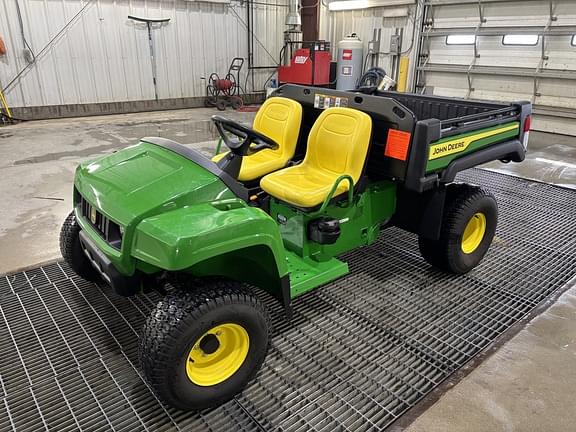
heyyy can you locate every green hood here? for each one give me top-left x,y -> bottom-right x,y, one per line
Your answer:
74,141 -> 235,226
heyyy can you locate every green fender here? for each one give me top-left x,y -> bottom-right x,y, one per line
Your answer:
132,198 -> 290,303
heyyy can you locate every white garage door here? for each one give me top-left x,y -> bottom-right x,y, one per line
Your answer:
414,0 -> 576,136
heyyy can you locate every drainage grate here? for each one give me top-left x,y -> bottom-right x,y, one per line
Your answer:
1,169 -> 575,432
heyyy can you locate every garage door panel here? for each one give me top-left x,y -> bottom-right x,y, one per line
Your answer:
417,0 -> 576,135
428,38 -> 549,69
537,79 -> 576,100
533,114 -> 576,136
427,42 -> 476,66
471,75 -> 532,97
431,5 -> 553,28
544,38 -> 576,70
536,95 -> 576,111
475,48 -> 541,69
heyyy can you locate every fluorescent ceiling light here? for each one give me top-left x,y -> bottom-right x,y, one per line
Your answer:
572,35 -> 576,46
328,0 -> 411,11
446,34 -> 476,45
328,0 -> 368,10
503,34 -> 539,45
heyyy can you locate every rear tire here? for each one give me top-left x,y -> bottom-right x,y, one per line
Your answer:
59,211 -> 99,281
139,280 -> 270,410
419,183 -> 498,274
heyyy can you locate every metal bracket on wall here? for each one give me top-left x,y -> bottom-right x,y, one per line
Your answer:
368,28 -> 382,69
466,65 -> 474,97
541,2 -> 557,61
477,0 -> 487,25
415,2 -> 434,94
473,24 -> 481,59
533,2 -> 557,101
549,2 -> 558,23
418,28 -> 432,93
466,16 -> 484,97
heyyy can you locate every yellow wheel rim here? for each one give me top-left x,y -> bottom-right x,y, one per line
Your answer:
461,212 -> 487,254
186,323 -> 250,387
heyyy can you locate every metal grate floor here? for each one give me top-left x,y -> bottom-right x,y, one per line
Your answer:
1,168 -> 575,432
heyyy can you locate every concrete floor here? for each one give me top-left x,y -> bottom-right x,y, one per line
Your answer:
0,108 -> 254,273
483,131 -> 576,190
1,108 -> 576,431
404,283 -> 576,432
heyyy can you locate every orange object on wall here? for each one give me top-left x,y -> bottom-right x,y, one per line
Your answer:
0,37 -> 6,56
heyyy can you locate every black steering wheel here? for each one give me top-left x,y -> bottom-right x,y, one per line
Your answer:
211,115 -> 279,156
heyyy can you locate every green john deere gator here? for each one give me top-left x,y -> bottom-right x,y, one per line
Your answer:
60,84 -> 531,410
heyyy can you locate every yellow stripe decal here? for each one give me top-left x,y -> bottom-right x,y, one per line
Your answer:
428,124 -> 518,161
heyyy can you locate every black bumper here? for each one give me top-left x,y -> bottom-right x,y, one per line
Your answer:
407,138 -> 526,192
78,230 -> 142,296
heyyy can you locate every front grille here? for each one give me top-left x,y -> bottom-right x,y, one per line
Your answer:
78,195 -> 122,249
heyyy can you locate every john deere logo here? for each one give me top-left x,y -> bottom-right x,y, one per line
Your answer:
428,124 -> 520,161
90,207 -> 97,224
431,141 -> 466,158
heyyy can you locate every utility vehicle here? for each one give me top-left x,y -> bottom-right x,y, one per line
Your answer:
60,85 -> 531,410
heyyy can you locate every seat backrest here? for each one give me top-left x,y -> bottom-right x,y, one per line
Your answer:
303,107 -> 372,182
252,97 -> 303,160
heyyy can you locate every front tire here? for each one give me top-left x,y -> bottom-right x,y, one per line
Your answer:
59,211 -> 99,281
139,280 -> 270,410
419,183 -> 498,274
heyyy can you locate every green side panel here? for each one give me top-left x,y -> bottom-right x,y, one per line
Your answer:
132,200 -> 288,276
426,122 -> 520,172
187,245 -> 288,303
286,252 -> 349,298
270,181 -> 396,262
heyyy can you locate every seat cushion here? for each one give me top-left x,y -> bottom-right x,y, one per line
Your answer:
212,150 -> 288,182
260,165 -> 348,208
211,97 -> 302,182
260,107 -> 372,208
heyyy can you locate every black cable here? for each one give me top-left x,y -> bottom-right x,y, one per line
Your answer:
2,0 -> 96,93
262,68 -> 278,90
14,0 -> 36,63
400,0 -> 423,55
356,67 -> 387,89
362,51 -> 370,75
228,6 -> 279,66
229,5 -> 280,93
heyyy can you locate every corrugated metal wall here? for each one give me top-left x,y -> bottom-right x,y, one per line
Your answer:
0,0 -> 287,110
319,2 -> 418,84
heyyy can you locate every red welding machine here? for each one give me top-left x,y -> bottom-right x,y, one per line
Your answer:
278,41 -> 331,86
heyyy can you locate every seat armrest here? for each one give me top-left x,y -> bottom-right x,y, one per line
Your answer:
313,175 -> 354,215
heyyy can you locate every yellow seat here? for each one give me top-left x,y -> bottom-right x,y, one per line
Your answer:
260,107 -> 372,208
212,97 -> 302,181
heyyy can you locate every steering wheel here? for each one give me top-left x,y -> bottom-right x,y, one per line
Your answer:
211,115 -> 279,156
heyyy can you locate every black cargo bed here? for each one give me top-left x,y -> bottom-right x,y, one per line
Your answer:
275,85 -> 530,193
377,91 -> 505,122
